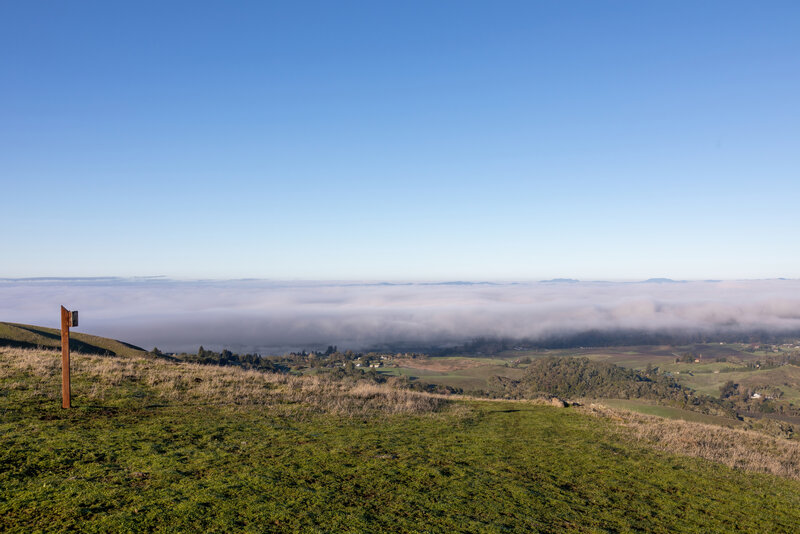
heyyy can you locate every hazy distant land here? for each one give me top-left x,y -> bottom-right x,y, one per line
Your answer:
2,277 -> 799,354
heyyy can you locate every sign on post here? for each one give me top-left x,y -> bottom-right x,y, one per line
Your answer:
60,306 -> 78,409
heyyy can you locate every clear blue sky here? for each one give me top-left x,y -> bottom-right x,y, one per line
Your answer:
2,1 -> 798,280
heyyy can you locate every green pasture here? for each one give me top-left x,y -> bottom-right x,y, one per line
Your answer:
597,399 -> 744,427
659,361 -> 750,375
435,355 -> 518,364
379,362 -> 526,391
4,399 -> 800,532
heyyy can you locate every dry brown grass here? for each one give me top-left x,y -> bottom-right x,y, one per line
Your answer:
0,347 -> 446,415
583,402 -> 800,480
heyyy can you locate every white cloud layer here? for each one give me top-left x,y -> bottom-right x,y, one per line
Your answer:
1,278 -> 799,353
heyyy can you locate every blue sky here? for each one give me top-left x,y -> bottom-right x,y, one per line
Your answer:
2,1 -> 799,280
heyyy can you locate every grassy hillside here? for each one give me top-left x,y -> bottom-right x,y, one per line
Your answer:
0,322 -> 148,358
2,346 -> 800,532
597,399 -> 746,427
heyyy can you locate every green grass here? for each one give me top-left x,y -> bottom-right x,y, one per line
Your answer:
4,403 -> 800,532
422,365 -> 526,391
436,356 -> 517,364
597,399 -> 744,427
660,361 -> 750,374
378,367 -> 450,378
2,349 -> 800,532
378,363 -> 525,391
0,322 -> 147,358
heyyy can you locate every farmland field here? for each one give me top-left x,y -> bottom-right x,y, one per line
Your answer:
377,359 -> 526,391
673,365 -> 800,401
597,399 -> 744,427
434,343 -> 800,402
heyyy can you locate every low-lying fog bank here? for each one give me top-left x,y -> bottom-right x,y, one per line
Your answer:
1,278 -> 799,354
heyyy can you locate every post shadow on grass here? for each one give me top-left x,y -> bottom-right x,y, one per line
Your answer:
0,338 -> 43,350
14,324 -> 119,356
13,324 -> 63,342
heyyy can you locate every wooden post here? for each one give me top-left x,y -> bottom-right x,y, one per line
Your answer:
61,305 -> 71,409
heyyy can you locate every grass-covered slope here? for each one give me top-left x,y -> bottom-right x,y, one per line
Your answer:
2,347 -> 800,532
0,322 -> 147,358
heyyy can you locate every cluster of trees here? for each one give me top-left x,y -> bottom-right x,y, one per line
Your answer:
675,352 -> 698,363
162,345 -> 431,385
490,357 -> 733,416
718,380 -> 800,416
743,353 -> 800,370
720,380 -> 788,401
279,348 -> 425,371
323,362 -> 387,383
166,346 -> 283,372
488,356 -> 800,420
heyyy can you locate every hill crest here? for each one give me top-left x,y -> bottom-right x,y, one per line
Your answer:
0,321 -> 147,358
